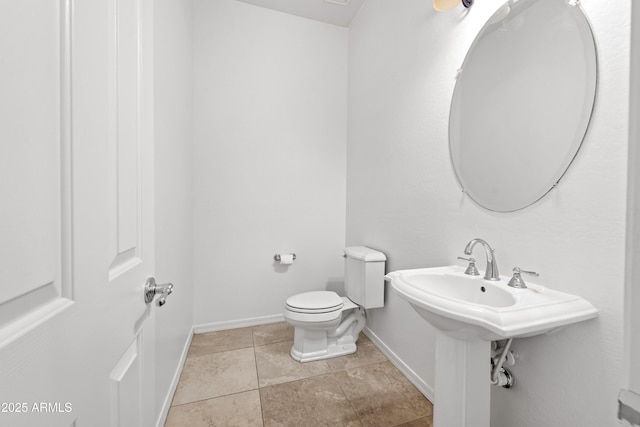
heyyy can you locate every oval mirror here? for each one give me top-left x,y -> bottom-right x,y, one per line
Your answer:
449,0 -> 597,212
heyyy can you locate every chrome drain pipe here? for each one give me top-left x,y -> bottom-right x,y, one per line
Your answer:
491,338 -> 514,388
493,366 -> 514,388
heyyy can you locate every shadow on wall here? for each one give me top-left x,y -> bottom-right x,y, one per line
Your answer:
272,262 -> 291,274
326,278 -> 345,295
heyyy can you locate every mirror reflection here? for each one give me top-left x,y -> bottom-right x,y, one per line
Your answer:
449,0 -> 597,212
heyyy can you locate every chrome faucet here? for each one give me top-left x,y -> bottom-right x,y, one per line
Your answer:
463,238 -> 500,281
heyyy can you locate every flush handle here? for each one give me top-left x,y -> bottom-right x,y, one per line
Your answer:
144,277 -> 174,307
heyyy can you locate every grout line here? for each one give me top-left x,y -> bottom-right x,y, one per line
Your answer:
250,325 -> 256,347
254,343 -> 267,427
258,388 -> 267,427
258,364 -> 340,390
335,373 -> 365,427
253,337 -> 294,347
253,338 -> 294,350
186,343 -> 255,359
390,416 -> 430,427
251,345 -> 261,395
169,388 -> 261,408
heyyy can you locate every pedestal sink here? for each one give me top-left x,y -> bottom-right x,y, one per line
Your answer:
385,265 -> 598,427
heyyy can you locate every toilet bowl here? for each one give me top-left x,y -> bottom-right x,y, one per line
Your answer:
284,246 -> 386,363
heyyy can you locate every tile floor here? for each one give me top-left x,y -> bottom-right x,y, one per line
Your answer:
165,322 -> 433,427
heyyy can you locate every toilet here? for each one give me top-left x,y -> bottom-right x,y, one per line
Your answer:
284,246 -> 387,362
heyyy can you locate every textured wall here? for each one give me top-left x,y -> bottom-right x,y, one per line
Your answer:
192,0 -> 348,326
347,1 -> 630,426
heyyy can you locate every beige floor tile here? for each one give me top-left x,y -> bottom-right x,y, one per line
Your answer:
252,322 -> 294,346
335,362 -> 433,427
166,390 -> 263,427
172,347 -> 258,405
260,374 -> 362,427
188,327 -> 254,358
255,340 -> 332,387
396,417 -> 433,427
327,338 -> 388,371
166,324 -> 435,427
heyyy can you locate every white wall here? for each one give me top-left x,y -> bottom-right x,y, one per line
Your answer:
347,1 -> 630,426
192,0 -> 348,327
154,0 -> 194,422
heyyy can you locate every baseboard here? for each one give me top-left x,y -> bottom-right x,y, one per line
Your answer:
363,326 -> 434,402
155,326 -> 194,427
619,389 -> 640,426
193,314 -> 285,334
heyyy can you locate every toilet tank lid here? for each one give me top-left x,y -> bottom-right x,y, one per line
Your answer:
344,246 -> 387,262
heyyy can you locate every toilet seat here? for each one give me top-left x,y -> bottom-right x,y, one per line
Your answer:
285,291 -> 346,323
286,291 -> 344,314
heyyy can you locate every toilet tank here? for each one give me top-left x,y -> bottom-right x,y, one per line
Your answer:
344,246 -> 387,309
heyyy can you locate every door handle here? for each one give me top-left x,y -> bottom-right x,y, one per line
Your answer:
144,277 -> 173,307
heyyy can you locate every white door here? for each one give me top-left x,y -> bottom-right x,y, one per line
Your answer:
0,0 -> 159,426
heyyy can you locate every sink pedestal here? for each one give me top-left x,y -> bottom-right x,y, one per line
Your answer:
434,331 -> 491,427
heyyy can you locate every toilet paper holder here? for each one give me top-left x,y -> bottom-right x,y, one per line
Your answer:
274,253 -> 296,262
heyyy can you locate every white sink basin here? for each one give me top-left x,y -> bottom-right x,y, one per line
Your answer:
385,265 -> 598,340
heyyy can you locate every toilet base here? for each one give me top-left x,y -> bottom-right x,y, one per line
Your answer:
290,341 -> 357,362
287,306 -> 366,363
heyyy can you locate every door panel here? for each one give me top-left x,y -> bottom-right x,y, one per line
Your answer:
109,0 -> 144,278
109,338 -> 142,427
0,0 -> 74,344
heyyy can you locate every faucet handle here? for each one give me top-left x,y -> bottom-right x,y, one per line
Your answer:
507,267 -> 539,289
457,257 -> 480,276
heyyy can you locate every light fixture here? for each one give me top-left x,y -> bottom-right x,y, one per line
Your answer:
433,0 -> 473,12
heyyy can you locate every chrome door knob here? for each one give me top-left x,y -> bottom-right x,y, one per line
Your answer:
144,277 -> 174,306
